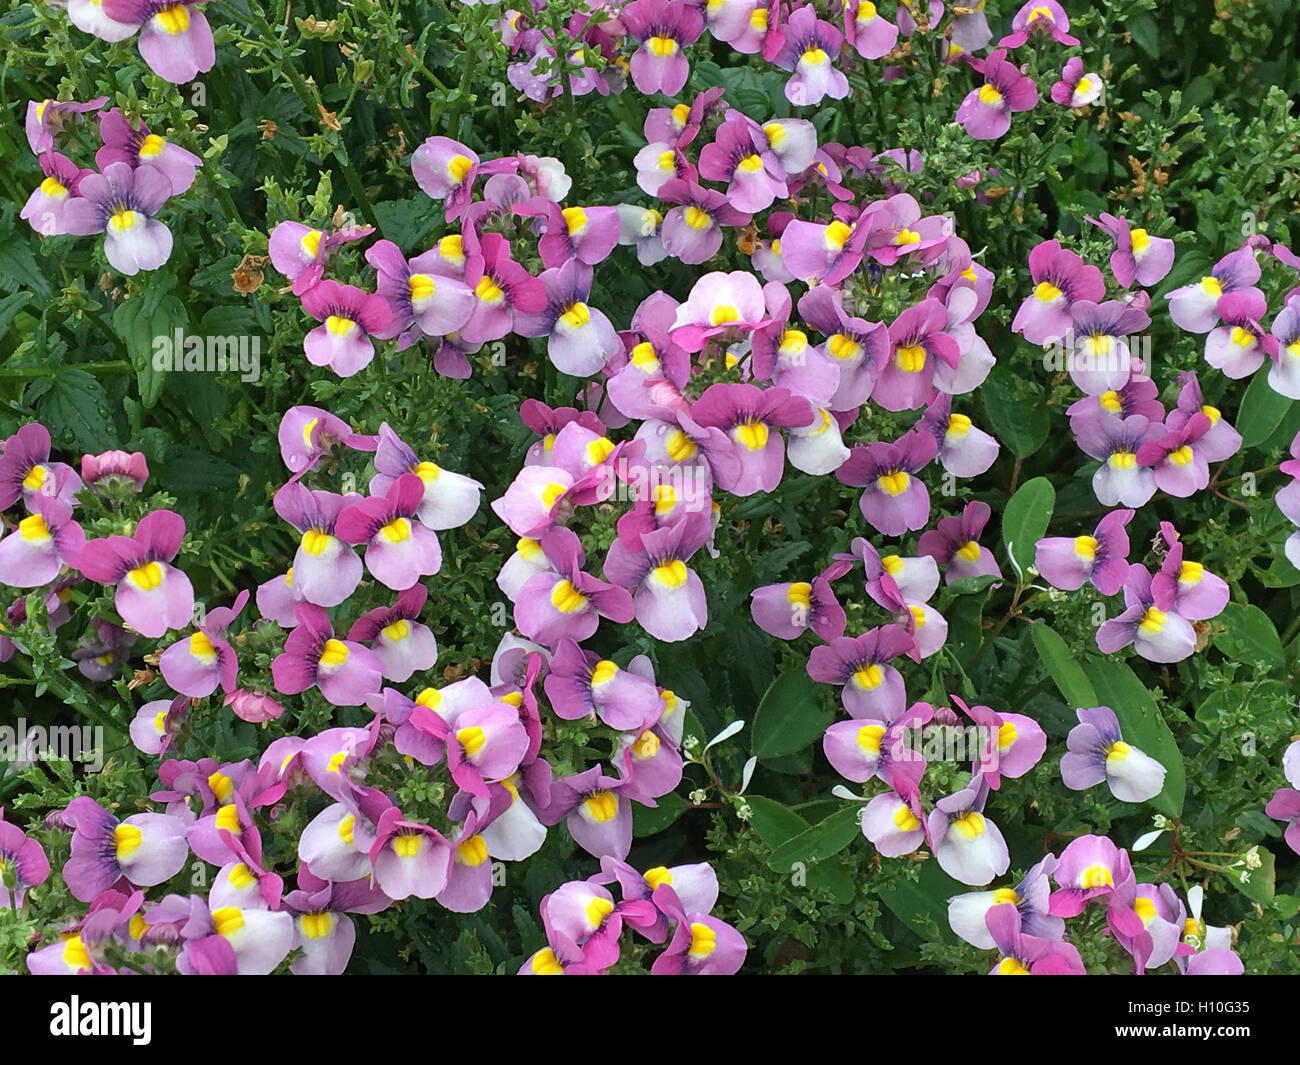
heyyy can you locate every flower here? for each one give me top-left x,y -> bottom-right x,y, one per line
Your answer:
514,258 -> 623,377
836,429 -> 938,536
99,0 -> 216,83
158,589 -> 249,697
61,161 -> 173,275
1165,244 -> 1262,334
77,509 -> 194,638
1034,507 -> 1134,595
0,494 -> 84,588
0,809 -> 51,906
954,49 -> 1039,141
60,797 -> 189,902
622,0 -> 705,96
918,501 -> 1002,583
271,602 -> 384,707
336,473 -> 444,591
301,280 -> 392,378
411,136 -> 479,220
771,6 -> 849,106
998,0 -> 1079,48
1012,239 -> 1106,345
1086,212 -> 1174,289
1060,707 -> 1167,803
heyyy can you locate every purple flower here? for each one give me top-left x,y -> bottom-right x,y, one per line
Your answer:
272,482 -> 364,606
918,501 -> 1002,583
272,603 -> 384,707
77,509 -> 194,638
622,0 -> 705,96
1204,289 -> 1275,379
772,6 -> 848,106
81,448 -> 149,492
1066,373 -> 1164,430
806,624 -> 918,721
59,161 -> 173,275
1167,371 -> 1241,461
24,96 -> 107,155
0,810 -> 51,906
984,903 -> 1085,974
872,299 -> 960,411
1065,299 -> 1152,395
928,778 -> 1010,886
1267,292 -> 1300,399
948,854 -> 1063,949
648,884 -> 747,974
20,151 -> 93,235
1049,834 -> 1131,918
698,116 -> 788,214
0,494 -> 84,588
514,258 -> 622,377
916,394 -> 1000,478
823,701 -> 932,790
347,586 -> 439,683
61,797 -> 189,902
336,473 -> 443,590
513,526 -> 635,645
1012,239 -> 1106,345
95,110 -> 200,196
99,0 -> 216,83
541,764 -> 638,860
845,0 -> 898,59
461,230 -> 548,344
603,510 -> 712,642
368,422 -> 482,530
836,429 -> 938,536
1136,413 -> 1213,498
1075,414 -> 1163,508
268,221 -> 373,297
158,589 -> 249,697
301,280 -> 392,378
750,559 -> 850,641
536,200 -> 622,269
1150,523 -> 1229,621
998,0 -> 1079,48
369,807 -> 453,901
1096,563 -> 1196,663
1166,245 -> 1262,334
1035,507 -> 1133,595
658,179 -> 751,265
690,382 -> 813,496
1060,707 -> 1168,803
543,638 -> 663,731
365,239 -> 476,351
955,49 -> 1038,141
411,136 -> 479,220
1086,212 -> 1175,289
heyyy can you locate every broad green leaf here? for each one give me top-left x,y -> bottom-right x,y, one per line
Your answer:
1081,658 -> 1185,817
632,792 -> 687,837
981,367 -> 1050,458
1237,372 -> 1292,448
36,370 -> 116,453
114,293 -> 186,409
747,797 -> 855,903
1032,624 -> 1099,709
877,859 -> 962,946
766,805 -> 861,872
751,669 -> 834,759
1002,476 -> 1055,575
1214,602 -> 1284,668
1227,846 -> 1275,910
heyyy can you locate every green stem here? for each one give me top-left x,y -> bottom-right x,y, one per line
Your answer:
0,360 -> 132,378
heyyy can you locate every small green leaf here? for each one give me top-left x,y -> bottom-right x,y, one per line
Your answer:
751,669 -> 834,759
766,805 -> 862,872
1032,624 -> 1099,709
1002,477 -> 1055,575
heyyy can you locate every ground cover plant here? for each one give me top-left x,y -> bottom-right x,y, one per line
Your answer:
0,0 -> 1298,975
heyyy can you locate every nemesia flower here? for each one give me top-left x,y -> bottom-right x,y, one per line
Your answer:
750,559 -> 850,641
68,0 -> 138,41
873,298 -> 960,411
1150,523 -> 1228,621
61,796 -> 188,902
461,230 -> 548,344
658,179 -> 751,265
77,509 -> 194,638
1065,299 -> 1151,395
284,870 -> 388,975
954,49 -> 1038,141
24,97 -> 108,155
998,0 -> 1078,47
1266,293 -> 1300,399
272,483 -> 364,607
823,701 -> 932,789
272,602 -> 384,707
798,285 -> 889,411
690,383 -> 813,496
268,221 -> 375,297
514,259 -> 622,377
158,590 -> 249,697
1066,372 -> 1164,429
698,116 -> 788,214
648,883 -> 747,974
1165,245 -> 1262,334
129,694 -> 189,755
1136,413 -> 1213,498
622,0 -> 705,96
771,5 -> 849,106
71,619 -> 136,681
1050,55 -> 1102,108
365,239 -> 476,351
542,764 -> 639,860
1048,834 -> 1131,918
948,854 -> 1063,949
411,137 -> 479,221
81,449 -> 149,491
1034,507 -> 1134,595
0,809 -> 51,906
616,203 -> 671,266
99,0 -> 216,83
96,110 -> 201,196
20,151 -> 92,235
844,0 -> 898,59
916,394 -> 1000,478
544,638 -> 663,731
0,494 -> 84,588
336,473 -> 443,590
806,624 -> 918,721
536,201 -> 622,268
917,501 -> 1001,583
59,161 -> 173,275
1111,879 -> 1185,973
1203,290 -> 1275,379
1074,414 -> 1163,508
1097,563 -> 1196,663
1086,212 -> 1175,289
1012,239 -> 1105,345
513,526 -> 636,645
928,777 -> 1010,887
224,689 -> 285,725
836,429 -> 938,536
277,404 -> 375,477
301,280 -> 392,378
984,903 -> 1085,975
369,807 -> 454,901
861,778 -> 929,856
603,510 -> 712,641
347,586 -> 439,683
779,210 -> 872,285
1060,706 -> 1168,803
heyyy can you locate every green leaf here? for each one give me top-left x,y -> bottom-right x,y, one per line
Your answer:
746,795 -> 810,848
1002,477 -> 1055,575
1127,13 -> 1161,58
1227,846 -> 1275,909
631,792 -> 687,837
1237,372 -> 1292,448
114,294 -> 186,409
1081,658 -> 1185,817
36,370 -> 117,453
1214,603 -> 1284,668
877,859 -> 962,946
766,805 -> 862,872
1032,624 -> 1099,709
981,367 -> 1050,458
751,669 -> 834,759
